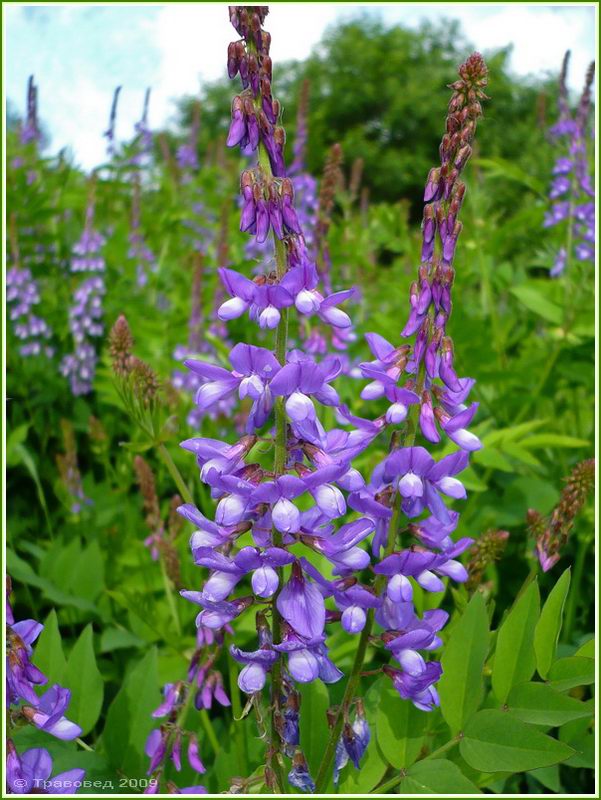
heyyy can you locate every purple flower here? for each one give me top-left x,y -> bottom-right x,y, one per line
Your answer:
381,447 -> 469,525
384,661 -> 442,711
288,752 -> 315,793
276,562 -> 326,640
6,267 -> 54,359
251,476 -> 307,533
60,270 -> 105,396
334,584 -> 381,634
6,741 -> 85,795
145,729 -> 168,774
187,735 -> 206,773
272,626 -> 343,685
180,593 -> 253,630
230,645 -> 279,693
7,617 -> 46,706
269,352 -> 342,433
186,343 -> 281,432
333,707 -> 371,783
24,685 -> 82,740
545,55 -> 595,276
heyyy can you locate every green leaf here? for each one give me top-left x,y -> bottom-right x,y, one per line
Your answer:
482,419 -> 547,447
68,540 -> 105,602
439,592 -> 489,733
477,157 -> 545,194
45,538 -> 82,591
548,656 -> 595,692
501,443 -> 541,467
460,710 -> 574,773
505,682 -> 590,726
563,734 -> 595,769
492,581 -> 540,702
398,758 -> 480,794
63,625 -> 104,736
7,549 -> 99,616
6,423 -> 30,461
528,765 -> 561,792
510,286 -> 562,324
376,681 -> 426,768
520,434 -> 591,449
32,609 -> 67,686
534,568 -> 571,678
299,680 -> 330,778
9,443 -> 53,536
102,648 -> 161,777
575,638 -> 594,658
473,446 -> 514,472
99,627 -> 145,653
559,704 -> 593,745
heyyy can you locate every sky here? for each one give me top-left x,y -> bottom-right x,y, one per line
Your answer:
4,3 -> 597,169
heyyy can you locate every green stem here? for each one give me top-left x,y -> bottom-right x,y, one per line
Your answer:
159,556 -> 181,636
157,442 -> 194,505
314,604 -> 374,792
228,651 -> 249,775
199,708 -> 220,756
268,237 -> 290,795
76,737 -> 94,752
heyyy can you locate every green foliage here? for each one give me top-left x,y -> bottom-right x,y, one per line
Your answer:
505,682 -> 589,726
32,609 -> 67,685
64,625 -> 104,735
548,656 -> 595,692
534,567 -> 571,678
299,681 -> 331,777
5,13 -> 594,797
101,648 -> 161,778
460,710 -> 574,773
438,592 -> 489,733
376,681 -> 426,769
398,759 -> 481,794
492,581 -> 540,703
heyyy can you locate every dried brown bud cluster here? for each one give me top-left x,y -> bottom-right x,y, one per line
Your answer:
88,415 -> 108,445
577,61 -> 596,129
134,455 -> 163,536
129,357 -> 160,407
109,314 -> 160,407
466,529 -> 510,591
56,419 -> 88,513
349,157 -> 364,203
530,458 -> 595,572
109,314 -> 134,377
315,142 -> 344,284
134,457 -> 183,587
317,143 -> 343,238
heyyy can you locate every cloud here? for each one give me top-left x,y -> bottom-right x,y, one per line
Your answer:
5,3 -> 596,169
147,4 -> 344,124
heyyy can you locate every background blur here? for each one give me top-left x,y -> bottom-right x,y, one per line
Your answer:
5,3 -> 596,795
